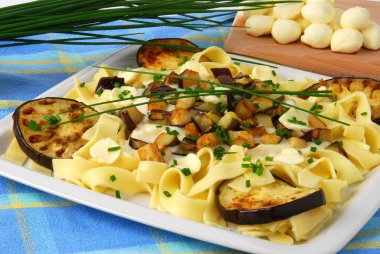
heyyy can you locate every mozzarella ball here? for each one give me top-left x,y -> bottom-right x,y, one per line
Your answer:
328,8 -> 343,31
271,19 -> 302,44
296,15 -> 311,31
362,22 -> 380,50
301,23 -> 333,48
340,7 -> 370,30
245,15 -> 275,37
272,3 -> 304,19
331,29 -> 363,53
301,2 -> 336,24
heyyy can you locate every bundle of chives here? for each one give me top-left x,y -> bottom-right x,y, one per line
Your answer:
0,0 -> 299,47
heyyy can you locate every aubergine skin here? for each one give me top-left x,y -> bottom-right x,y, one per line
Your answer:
12,97 -> 98,169
12,119 -> 54,169
216,180 -> 326,225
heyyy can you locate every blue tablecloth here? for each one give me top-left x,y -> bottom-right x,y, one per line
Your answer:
0,22 -> 379,254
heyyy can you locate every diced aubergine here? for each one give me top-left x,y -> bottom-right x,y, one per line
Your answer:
303,129 -> 333,142
174,138 -> 197,156
151,85 -> 176,94
143,81 -> 164,95
12,97 -> 98,169
211,68 -> 233,79
192,113 -> 215,134
194,101 -> 217,112
217,178 -> 326,224
196,133 -> 222,150
129,137 -> 148,150
169,108 -> 198,126
137,143 -> 165,162
176,96 -> 196,109
155,132 -> 180,147
137,38 -> 200,71
148,110 -> 169,121
178,69 -> 200,89
219,112 -> 241,131
185,122 -> 201,138
308,115 -> 326,129
147,97 -> 168,111
234,98 -> 258,120
163,71 -> 181,86
95,77 -> 124,94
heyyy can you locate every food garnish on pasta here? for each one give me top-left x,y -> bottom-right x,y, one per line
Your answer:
3,39 -> 380,245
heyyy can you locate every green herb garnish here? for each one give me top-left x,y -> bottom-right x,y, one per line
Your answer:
215,125 -> 231,145
163,191 -> 171,197
242,122 -> 252,128
307,158 -> 314,164
242,142 -> 250,148
313,139 -> 322,145
361,112 -> 368,116
245,179 -> 251,188
213,146 -> 236,160
44,115 -> 61,125
265,156 -> 273,161
171,159 -> 178,167
166,127 -> 179,136
115,190 -> 121,199
108,146 -> 121,152
288,116 -> 307,126
310,103 -> 323,113
275,128 -> 291,138
181,168 -> 192,176
28,120 -> 42,131
114,82 -> 121,88
310,147 -> 317,152
79,82 -> 85,88
110,175 -> 116,182
187,135 -> 198,142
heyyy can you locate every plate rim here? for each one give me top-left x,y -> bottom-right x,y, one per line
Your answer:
0,45 -> 379,254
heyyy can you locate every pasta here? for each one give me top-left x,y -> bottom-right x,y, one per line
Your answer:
3,45 -> 380,245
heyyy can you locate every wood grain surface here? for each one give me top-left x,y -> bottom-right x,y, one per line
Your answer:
224,0 -> 380,79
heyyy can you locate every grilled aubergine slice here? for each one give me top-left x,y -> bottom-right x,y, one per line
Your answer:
217,178 -> 325,224
13,97 -> 98,169
308,77 -> 380,124
137,38 -> 201,71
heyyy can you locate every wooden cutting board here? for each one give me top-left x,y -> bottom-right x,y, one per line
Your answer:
224,0 -> 380,79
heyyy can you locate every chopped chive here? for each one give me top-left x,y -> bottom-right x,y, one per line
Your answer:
28,120 -> 42,131
361,112 -> 368,116
171,159 -> 178,167
213,146 -> 236,160
79,82 -> 86,88
181,168 -> 192,176
310,146 -> 317,152
310,103 -> 323,113
160,67 -> 167,71
115,190 -> 121,199
163,191 -> 171,197
121,90 -> 130,96
118,94 -> 124,100
234,61 -> 241,66
245,179 -> 251,188
108,146 -> 121,152
44,115 -> 61,125
313,139 -> 322,145
298,150 -> 303,155
242,122 -> 252,128
265,156 -> 273,161
272,70 -> 276,76
242,142 -> 250,148
288,116 -> 307,126
241,163 -> 250,168
175,52 -> 180,58
96,88 -> 104,97
275,128 -> 292,138
114,82 -> 121,88
243,157 -> 251,161
156,125 -> 162,128
110,175 -> 116,182
166,127 -> 179,136
161,150 -> 166,155
307,158 -> 314,164
337,140 -> 344,146
187,135 -> 198,142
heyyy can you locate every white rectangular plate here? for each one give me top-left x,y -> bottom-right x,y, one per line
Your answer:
0,45 -> 379,254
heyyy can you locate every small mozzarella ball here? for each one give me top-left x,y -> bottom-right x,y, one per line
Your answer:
331,29 -> 363,53
328,8 -> 343,31
305,0 -> 334,4
340,7 -> 370,30
362,22 -> 380,50
296,16 -> 311,32
245,15 -> 274,37
301,23 -> 333,48
271,19 -> 302,44
301,2 -> 336,24
272,3 -> 304,19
